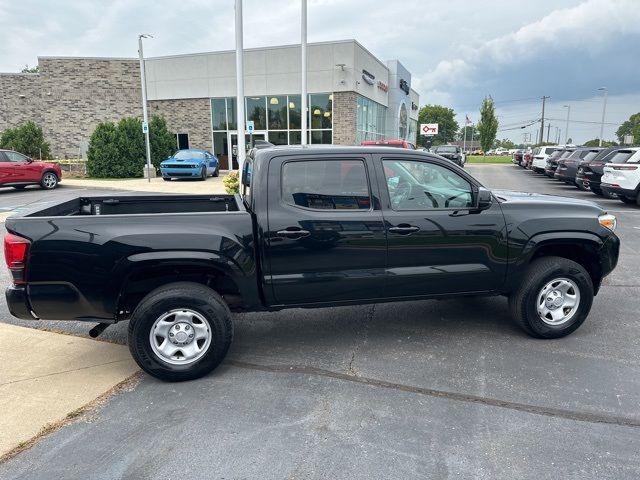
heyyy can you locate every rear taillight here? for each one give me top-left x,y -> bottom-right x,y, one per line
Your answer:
4,233 -> 31,284
612,165 -> 638,171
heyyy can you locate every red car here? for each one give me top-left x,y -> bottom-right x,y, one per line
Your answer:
361,139 -> 416,149
0,149 -> 62,190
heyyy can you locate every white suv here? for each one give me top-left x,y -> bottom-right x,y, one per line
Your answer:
601,147 -> 640,206
531,146 -> 560,173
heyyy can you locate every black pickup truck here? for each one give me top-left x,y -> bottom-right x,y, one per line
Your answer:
4,146 -> 620,381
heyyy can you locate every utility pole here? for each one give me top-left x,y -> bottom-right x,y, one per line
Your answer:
235,0 -> 246,173
138,34 -> 153,182
563,105 -> 570,144
546,123 -> 551,143
540,95 -> 549,147
301,0 -> 308,145
598,87 -> 608,147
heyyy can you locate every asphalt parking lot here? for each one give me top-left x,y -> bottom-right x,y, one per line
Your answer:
1,166 -> 640,479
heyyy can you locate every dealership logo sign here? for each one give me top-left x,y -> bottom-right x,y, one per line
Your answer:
361,69 -> 375,86
420,123 -> 438,136
377,81 -> 388,92
399,79 -> 410,95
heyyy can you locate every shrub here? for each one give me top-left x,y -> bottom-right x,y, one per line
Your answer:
0,121 -> 50,159
223,171 -> 239,194
149,116 -> 177,170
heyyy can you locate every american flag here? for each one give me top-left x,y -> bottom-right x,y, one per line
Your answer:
465,114 -> 472,125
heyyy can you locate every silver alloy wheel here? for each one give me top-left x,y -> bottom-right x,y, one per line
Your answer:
149,309 -> 212,365
42,172 -> 57,189
536,278 -> 581,326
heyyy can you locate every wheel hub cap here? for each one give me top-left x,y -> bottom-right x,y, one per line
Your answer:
537,278 -> 581,326
150,309 -> 212,365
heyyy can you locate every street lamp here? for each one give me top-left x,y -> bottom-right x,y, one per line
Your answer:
138,34 -> 153,182
563,105 -> 570,145
598,87 -> 608,147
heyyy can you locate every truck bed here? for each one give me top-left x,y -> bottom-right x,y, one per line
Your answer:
23,194 -> 241,217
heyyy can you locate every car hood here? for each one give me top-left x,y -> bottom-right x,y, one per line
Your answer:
492,189 -> 604,211
161,157 -> 203,165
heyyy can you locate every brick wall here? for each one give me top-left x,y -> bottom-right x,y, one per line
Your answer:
149,98 -> 212,151
0,58 -> 142,158
332,91 -> 357,145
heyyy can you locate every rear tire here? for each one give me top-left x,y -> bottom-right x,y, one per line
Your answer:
213,166 -> 220,177
128,282 -> 233,382
619,196 -> 636,205
590,186 -> 603,196
576,180 -> 588,191
508,256 -> 593,339
40,172 -> 58,190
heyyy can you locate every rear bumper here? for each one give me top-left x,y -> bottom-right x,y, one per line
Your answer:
601,183 -> 637,198
5,286 -> 37,320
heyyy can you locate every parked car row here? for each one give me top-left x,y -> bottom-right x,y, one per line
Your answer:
513,144 -> 640,206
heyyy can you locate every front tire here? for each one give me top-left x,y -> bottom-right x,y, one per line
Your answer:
509,256 -> 593,339
128,282 -> 233,382
213,166 -> 220,177
163,177 -> 172,182
199,166 -> 207,181
40,172 -> 58,190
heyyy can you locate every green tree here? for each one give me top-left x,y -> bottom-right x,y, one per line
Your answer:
149,115 -> 177,170
21,64 -> 39,73
494,138 -> 515,149
417,104 -> 459,147
87,117 -> 146,178
0,121 -> 50,158
616,112 -> 640,145
477,96 -> 499,154
584,138 -> 618,147
115,117 -> 146,177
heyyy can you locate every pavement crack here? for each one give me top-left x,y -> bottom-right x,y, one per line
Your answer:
346,303 -> 375,376
226,359 -> 640,429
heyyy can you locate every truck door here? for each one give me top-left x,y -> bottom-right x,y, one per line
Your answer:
374,155 -> 508,297
265,154 -> 387,305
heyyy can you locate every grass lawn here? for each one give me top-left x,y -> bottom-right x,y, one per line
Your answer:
466,155 -> 512,164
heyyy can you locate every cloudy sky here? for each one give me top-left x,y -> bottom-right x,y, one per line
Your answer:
1,0 -> 639,143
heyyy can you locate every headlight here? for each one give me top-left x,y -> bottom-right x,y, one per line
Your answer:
599,213 -> 616,231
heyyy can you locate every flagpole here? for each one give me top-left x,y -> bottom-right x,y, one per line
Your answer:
235,0 -> 246,174
301,0 -> 308,145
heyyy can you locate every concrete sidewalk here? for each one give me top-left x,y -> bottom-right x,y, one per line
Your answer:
0,323 -> 138,457
63,175 -> 229,194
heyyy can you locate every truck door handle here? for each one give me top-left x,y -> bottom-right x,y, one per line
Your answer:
388,224 -> 420,235
277,228 -> 311,239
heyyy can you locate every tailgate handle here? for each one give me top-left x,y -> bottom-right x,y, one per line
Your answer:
277,227 -> 310,239
388,224 -> 420,235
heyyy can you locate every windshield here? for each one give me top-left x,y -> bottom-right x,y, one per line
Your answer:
436,146 -> 457,153
174,150 -> 205,160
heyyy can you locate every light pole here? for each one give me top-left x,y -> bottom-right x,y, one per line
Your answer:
301,0 -> 308,145
598,87 -> 608,147
138,34 -> 153,182
563,104 -> 570,145
235,0 -> 246,174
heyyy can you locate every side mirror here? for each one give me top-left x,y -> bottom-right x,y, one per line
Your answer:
475,187 -> 492,211
26,157 -> 33,163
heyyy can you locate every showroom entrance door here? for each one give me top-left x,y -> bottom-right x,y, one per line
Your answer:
227,132 -> 266,170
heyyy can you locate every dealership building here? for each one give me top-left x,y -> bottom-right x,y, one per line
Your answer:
0,39 -> 419,170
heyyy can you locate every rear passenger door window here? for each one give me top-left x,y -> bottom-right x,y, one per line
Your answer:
282,160 -> 371,210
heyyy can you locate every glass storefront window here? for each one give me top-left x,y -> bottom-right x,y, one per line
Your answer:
289,130 -> 302,145
356,95 -> 386,142
310,93 -> 332,129
310,130 -> 332,144
227,97 -> 237,130
211,98 -> 227,130
268,96 -> 287,130
288,95 -> 301,129
246,96 -> 266,130
268,131 -> 288,145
